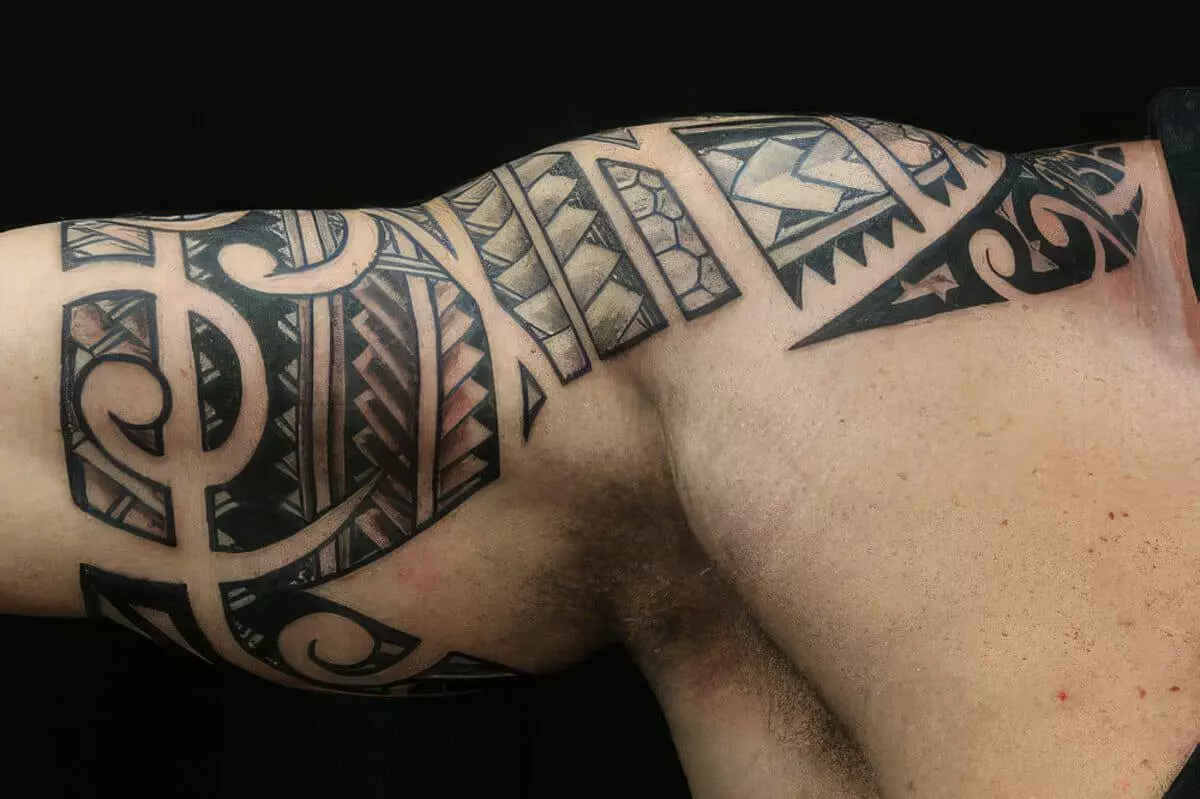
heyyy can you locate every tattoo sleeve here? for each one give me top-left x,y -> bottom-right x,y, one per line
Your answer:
21,114 -> 1143,696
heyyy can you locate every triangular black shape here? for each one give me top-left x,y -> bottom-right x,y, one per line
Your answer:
717,144 -> 762,161
955,140 -> 989,166
428,651 -> 520,677
894,204 -> 925,233
922,178 -> 951,206
116,420 -> 164,456
863,214 -> 895,248
348,521 -> 384,565
835,185 -> 874,205
519,362 -> 546,442
778,207 -> 826,231
805,246 -> 837,285
1109,187 -> 1143,251
793,226 -> 1009,349
943,164 -> 967,190
776,260 -> 806,308
80,564 -> 220,663
835,231 -> 867,266
585,128 -> 639,149
1101,234 -> 1130,272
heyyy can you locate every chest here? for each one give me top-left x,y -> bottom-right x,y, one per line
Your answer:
661,301 -> 1200,795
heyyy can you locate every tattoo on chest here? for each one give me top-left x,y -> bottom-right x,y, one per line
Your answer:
58,115 -> 1142,694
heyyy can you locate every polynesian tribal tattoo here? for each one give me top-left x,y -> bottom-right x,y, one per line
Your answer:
58,115 -> 1142,695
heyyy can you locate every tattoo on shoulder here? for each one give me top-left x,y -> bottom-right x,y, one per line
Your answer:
672,115 -> 1142,346
55,115 -> 1143,694
598,159 -> 740,318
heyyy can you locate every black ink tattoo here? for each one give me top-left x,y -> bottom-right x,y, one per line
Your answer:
190,312 -> 241,452
446,172 -> 592,384
58,115 -> 1144,698
675,117 -> 949,310
221,515 -> 519,696
63,220 -> 155,270
518,361 -> 546,442
792,144 -> 1142,347
583,127 -> 640,149
599,159 -> 740,318
383,205 -> 457,257
673,115 -> 1142,346
505,152 -> 667,356
81,564 -> 219,663
63,209 -> 510,695
62,291 -> 174,545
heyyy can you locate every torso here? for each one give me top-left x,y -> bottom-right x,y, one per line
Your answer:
633,142 -> 1200,796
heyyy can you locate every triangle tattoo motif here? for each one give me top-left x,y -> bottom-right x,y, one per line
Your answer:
519,361 -> 546,441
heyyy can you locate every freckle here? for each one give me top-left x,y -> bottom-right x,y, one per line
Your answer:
1100,536 -> 1109,542
1137,687 -> 1146,699
1109,511 -> 1115,520
1057,690 -> 1068,701
1087,547 -> 1094,553
1170,685 -> 1181,693
1000,519 -> 1009,526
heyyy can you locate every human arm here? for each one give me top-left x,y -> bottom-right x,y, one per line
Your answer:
0,112 -> 1170,797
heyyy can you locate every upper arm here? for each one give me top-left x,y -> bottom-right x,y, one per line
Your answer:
0,115 -> 1149,700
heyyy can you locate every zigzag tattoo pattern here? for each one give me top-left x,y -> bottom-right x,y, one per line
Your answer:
57,116 -> 1142,695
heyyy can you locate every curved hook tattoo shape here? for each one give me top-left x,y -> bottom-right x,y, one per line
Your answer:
76,354 -> 173,478
217,474 -> 382,581
216,210 -> 381,295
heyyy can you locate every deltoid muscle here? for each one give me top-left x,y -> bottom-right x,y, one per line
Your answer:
57,116 -> 1143,695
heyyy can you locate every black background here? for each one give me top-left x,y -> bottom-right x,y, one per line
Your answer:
0,5 -> 1194,798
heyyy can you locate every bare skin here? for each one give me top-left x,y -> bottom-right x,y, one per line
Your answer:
0,117 -> 1193,797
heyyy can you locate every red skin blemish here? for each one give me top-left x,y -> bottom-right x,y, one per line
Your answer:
1137,687 -> 1147,699
1171,686 -> 1181,693
1057,691 -> 1069,702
